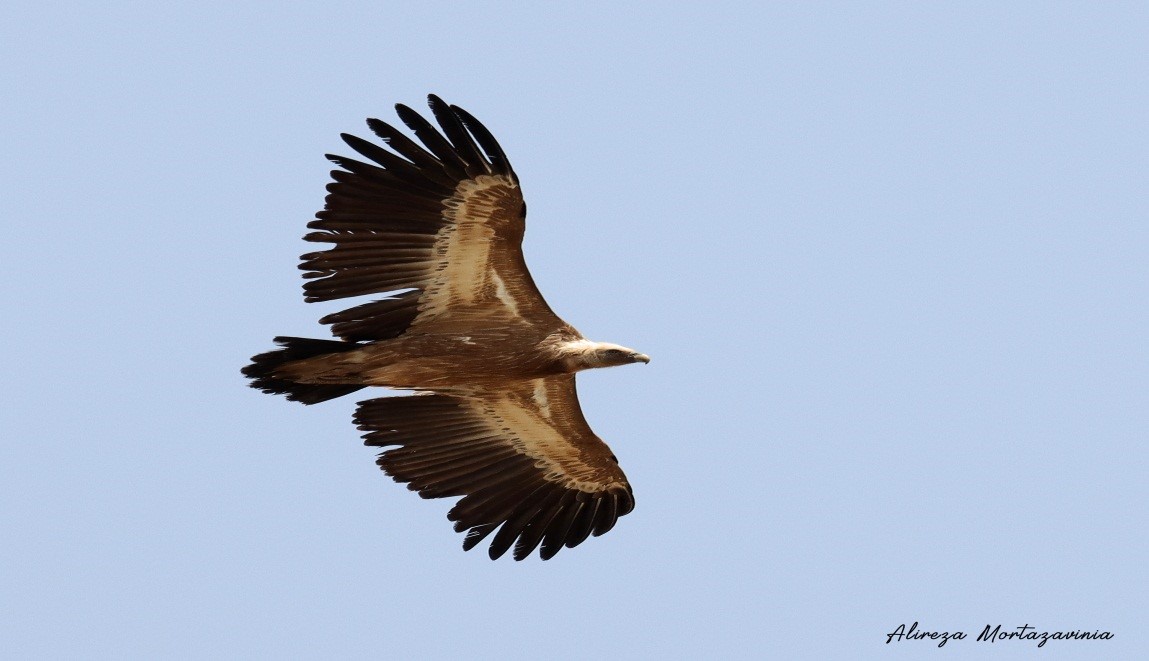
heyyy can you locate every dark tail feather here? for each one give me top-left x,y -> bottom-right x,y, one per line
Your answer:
242,336 -> 366,404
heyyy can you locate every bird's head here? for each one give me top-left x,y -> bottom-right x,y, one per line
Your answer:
558,340 -> 650,372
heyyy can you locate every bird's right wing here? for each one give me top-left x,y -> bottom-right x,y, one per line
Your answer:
355,374 -> 634,561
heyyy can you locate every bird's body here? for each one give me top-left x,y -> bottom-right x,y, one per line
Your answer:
275,325 -> 583,389
243,96 -> 647,560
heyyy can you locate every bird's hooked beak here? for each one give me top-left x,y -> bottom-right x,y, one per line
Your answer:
631,352 -> 651,364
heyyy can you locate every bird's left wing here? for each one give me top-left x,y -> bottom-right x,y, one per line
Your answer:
355,374 -> 634,560
301,95 -> 562,341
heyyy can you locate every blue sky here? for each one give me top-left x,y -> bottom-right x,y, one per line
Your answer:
3,2 -> 1146,658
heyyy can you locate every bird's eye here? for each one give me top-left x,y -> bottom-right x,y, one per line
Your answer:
605,349 -> 624,356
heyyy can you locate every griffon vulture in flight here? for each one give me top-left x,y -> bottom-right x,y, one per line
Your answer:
243,95 -> 648,560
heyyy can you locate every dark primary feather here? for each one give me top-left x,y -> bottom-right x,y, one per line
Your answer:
426,94 -> 490,178
339,133 -> 454,197
366,118 -> 459,189
394,103 -> 471,180
450,104 -> 515,179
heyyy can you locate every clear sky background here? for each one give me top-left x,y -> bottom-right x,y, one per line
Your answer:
2,2 -> 1146,659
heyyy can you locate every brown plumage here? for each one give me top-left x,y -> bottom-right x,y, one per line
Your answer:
243,95 -> 648,560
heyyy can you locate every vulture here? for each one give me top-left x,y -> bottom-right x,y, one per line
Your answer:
243,95 -> 648,561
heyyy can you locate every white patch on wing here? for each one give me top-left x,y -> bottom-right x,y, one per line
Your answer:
532,379 -> 551,419
490,271 -> 520,317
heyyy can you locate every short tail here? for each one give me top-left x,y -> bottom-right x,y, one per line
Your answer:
242,336 -> 367,404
